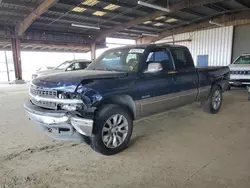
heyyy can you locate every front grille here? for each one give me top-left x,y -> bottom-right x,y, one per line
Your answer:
230,70 -> 250,75
30,98 -> 57,109
30,85 -> 58,109
30,85 -> 57,98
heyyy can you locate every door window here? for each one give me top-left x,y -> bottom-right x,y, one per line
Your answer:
146,49 -> 174,71
126,53 -> 137,63
79,61 -> 90,69
68,62 -> 85,70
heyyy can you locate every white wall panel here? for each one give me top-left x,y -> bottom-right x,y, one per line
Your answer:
157,26 -> 234,66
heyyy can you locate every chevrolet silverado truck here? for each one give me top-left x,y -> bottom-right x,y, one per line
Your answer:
24,44 -> 229,155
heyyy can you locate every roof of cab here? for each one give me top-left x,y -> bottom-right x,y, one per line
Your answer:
106,43 -> 185,51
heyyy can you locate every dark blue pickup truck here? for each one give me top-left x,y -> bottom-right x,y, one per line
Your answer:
24,44 -> 229,155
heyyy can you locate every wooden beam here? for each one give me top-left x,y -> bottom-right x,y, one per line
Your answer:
136,10 -> 250,44
235,0 -> 250,8
181,9 -> 207,17
3,44 -> 10,49
94,0 -> 225,42
203,4 -> 230,12
17,0 -> 58,36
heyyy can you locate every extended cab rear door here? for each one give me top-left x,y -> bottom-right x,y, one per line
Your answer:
169,47 -> 199,104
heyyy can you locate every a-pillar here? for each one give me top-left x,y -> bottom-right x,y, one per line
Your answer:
11,37 -> 24,83
90,43 -> 96,60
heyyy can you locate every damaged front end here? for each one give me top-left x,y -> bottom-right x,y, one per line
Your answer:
24,83 -> 103,142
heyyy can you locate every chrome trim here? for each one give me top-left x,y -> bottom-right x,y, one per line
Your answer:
30,97 -> 57,110
29,92 -> 83,104
25,100 -> 93,137
26,110 -> 69,125
71,116 -> 93,136
30,85 -> 57,98
135,89 -> 197,118
229,81 -> 250,85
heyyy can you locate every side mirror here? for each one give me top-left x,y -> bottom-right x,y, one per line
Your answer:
66,67 -> 73,71
144,62 -> 163,74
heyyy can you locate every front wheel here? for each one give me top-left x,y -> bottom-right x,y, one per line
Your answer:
201,85 -> 222,114
90,104 -> 133,155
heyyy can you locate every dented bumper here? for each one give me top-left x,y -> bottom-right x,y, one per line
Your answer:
24,100 -> 93,142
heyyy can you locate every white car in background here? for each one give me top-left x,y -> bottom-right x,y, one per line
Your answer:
32,59 -> 91,79
36,66 -> 55,72
229,54 -> 250,86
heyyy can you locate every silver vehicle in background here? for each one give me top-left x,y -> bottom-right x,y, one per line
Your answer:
230,54 -> 250,86
32,59 -> 91,79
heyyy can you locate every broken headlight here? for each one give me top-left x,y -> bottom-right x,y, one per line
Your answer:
60,104 -> 83,111
58,92 -> 84,111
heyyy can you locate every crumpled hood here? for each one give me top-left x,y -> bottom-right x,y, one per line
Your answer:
31,70 -> 127,92
229,64 -> 250,70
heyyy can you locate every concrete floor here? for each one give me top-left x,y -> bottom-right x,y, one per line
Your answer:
1,85 -> 250,188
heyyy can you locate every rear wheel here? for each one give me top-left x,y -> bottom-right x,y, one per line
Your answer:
201,85 -> 222,114
90,104 -> 133,155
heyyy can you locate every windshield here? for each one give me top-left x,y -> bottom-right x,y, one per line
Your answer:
234,55 -> 250,64
55,61 -> 72,70
87,48 -> 144,72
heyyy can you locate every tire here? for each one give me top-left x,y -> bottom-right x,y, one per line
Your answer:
90,104 -> 133,155
201,85 -> 222,114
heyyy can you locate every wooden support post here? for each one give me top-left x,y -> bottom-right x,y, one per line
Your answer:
11,37 -> 22,80
91,43 -> 96,60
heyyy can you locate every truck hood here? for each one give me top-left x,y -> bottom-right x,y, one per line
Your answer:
31,70 -> 127,92
34,69 -> 63,76
229,64 -> 250,70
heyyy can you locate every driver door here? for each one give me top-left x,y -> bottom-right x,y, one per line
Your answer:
135,48 -> 177,118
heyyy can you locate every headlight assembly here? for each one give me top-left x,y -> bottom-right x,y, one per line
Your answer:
60,104 -> 83,111
58,92 -> 84,111
58,92 -> 82,99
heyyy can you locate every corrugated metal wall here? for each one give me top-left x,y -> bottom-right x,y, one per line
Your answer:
157,26 -> 234,66
232,25 -> 250,61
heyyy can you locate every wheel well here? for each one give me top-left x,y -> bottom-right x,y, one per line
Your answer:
96,95 -> 136,120
213,81 -> 224,92
212,77 -> 226,90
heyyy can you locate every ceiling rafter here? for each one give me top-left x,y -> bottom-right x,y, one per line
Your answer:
1,0 -> 37,10
234,0 -> 250,8
94,0 -> 226,43
181,9 -> 207,17
17,0 -> 58,36
203,3 -> 230,12
137,9 -> 250,44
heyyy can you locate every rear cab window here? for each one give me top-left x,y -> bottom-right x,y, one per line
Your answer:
171,47 -> 194,70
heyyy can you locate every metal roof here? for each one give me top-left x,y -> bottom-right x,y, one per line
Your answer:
0,0 -> 249,51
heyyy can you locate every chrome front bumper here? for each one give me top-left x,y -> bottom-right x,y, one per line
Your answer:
229,81 -> 250,86
24,100 -> 93,142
